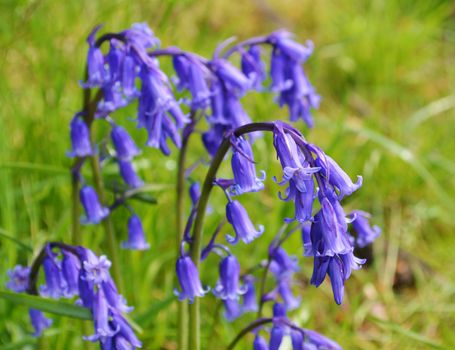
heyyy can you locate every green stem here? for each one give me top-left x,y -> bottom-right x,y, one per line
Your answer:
188,122 -> 274,350
176,121 -> 193,350
225,318 -> 273,350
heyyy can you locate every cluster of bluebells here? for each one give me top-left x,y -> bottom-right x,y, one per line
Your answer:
68,24 -> 320,256
6,244 -> 141,349
253,303 -> 342,350
176,120 -> 380,348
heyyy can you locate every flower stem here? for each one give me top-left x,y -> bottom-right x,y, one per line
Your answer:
176,117 -> 195,350
226,318 -> 273,350
188,122 -> 274,350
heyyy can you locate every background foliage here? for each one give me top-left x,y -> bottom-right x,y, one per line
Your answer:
0,0 -> 454,349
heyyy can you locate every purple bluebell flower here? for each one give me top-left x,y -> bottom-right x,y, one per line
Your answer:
175,256 -> 209,302
61,250 -> 81,297
6,265 -> 30,292
241,45 -> 266,90
269,31 -> 314,62
268,31 -> 319,127
121,215 -> 150,250
253,335 -> 268,350
202,124 -> 228,157
102,278 -> 133,314
97,81 -> 128,116
301,223 -> 313,256
123,22 -> 160,49
241,275 -> 258,313
304,329 -> 342,350
68,115 -> 93,158
349,210 -> 381,248
111,125 -> 140,160
311,253 -> 364,305
122,54 -> 139,99
84,289 -> 118,342
40,255 -> 65,299
226,200 -> 264,244
82,26 -> 109,88
213,255 -> 246,300
315,153 -> 362,199
224,298 -> 242,321
230,136 -> 265,195
106,39 -> 124,83
29,309 -> 52,337
118,160 -> 144,188
173,55 -> 210,109
309,197 -> 352,257
80,186 -> 109,225
290,329 -> 304,350
278,277 -> 301,310
269,247 -> 299,278
209,59 -> 250,95
269,325 -> 284,350
110,313 -> 143,348
82,254 -> 112,285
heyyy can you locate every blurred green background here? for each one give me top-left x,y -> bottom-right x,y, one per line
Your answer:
0,0 -> 454,349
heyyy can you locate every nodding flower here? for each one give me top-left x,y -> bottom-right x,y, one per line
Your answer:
230,136 -> 265,195
226,200 -> 264,245
213,255 -> 246,300
174,256 -> 209,303
79,186 -> 109,225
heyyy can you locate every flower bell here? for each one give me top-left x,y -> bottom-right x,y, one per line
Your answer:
80,186 -> 110,225
111,125 -> 140,160
121,215 -> 150,250
174,256 -> 209,302
226,200 -> 264,244
213,255 -> 246,300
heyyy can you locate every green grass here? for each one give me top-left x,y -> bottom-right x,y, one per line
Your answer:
1,0 -> 455,349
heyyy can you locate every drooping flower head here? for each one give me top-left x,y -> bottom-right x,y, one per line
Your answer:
121,215 -> 150,250
230,136 -> 265,195
175,256 -> 209,302
213,255 -> 246,300
349,210 -> 381,248
68,114 -> 94,158
111,125 -> 141,160
226,200 -> 264,244
80,186 -> 110,225
29,309 -> 52,337
6,265 -> 30,293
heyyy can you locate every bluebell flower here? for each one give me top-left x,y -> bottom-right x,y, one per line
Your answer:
241,45 -> 266,90
106,39 -> 124,83
290,329 -> 304,350
202,124 -> 228,157
226,200 -> 264,244
173,55 -> 210,109
278,277 -> 301,311
40,255 -> 65,299
314,152 -> 362,199
268,31 -> 319,127
230,136 -> 265,195
111,125 -> 140,160
224,298 -> 242,321
6,265 -> 30,293
209,58 -> 250,95
82,254 -> 112,285
175,256 -> 209,302
253,335 -> 268,350
241,275 -> 258,313
68,115 -> 93,158
118,160 -> 144,188
213,255 -> 246,300
269,325 -> 284,350
309,196 -> 352,257
82,26 -> 109,88
97,81 -> 128,116
269,31 -> 314,62
123,22 -> 160,49
61,250 -> 81,297
269,247 -> 299,278
121,215 -> 150,250
304,329 -> 342,350
84,289 -> 118,342
80,186 -> 110,225
102,278 -> 133,313
349,210 -> 381,248
110,313 -> 143,349
29,309 -> 52,337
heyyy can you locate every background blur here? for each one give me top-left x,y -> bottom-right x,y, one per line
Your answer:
0,0 -> 454,349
